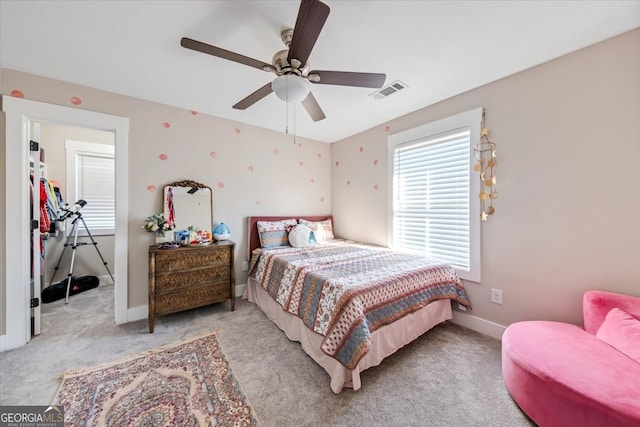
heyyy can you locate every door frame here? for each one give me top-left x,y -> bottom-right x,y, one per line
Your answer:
1,96 -> 129,351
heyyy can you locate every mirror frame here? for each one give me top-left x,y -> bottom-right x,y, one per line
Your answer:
163,180 -> 213,233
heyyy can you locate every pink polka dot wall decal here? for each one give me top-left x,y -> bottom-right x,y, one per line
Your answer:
10,90 -> 24,98
70,96 -> 82,105
317,153 -> 322,158
159,153 -> 168,161
299,161 -> 304,166
298,143 -> 302,148
147,185 -> 156,191
359,146 -> 364,152
234,128 -> 241,134
373,159 -> 379,166
384,125 -> 390,133
190,110 -> 198,115
274,149 -> 280,155
256,200 -> 261,205
248,166 -> 254,172
335,161 -> 340,167
320,197 -> 325,203
217,182 -> 225,189
374,184 -> 379,190
310,178 -> 315,184
346,180 -> 351,186
162,122 -> 170,128
209,151 -> 217,158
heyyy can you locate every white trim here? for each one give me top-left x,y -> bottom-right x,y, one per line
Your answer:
236,283 -> 246,299
1,96 -> 129,351
387,108 -> 483,283
450,310 -> 506,341
97,275 -> 113,286
127,304 -> 148,323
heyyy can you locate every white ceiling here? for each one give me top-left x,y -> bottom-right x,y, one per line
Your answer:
1,1 -> 639,143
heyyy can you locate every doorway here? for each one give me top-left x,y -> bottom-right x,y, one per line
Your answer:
37,122 -> 116,335
1,96 -> 129,351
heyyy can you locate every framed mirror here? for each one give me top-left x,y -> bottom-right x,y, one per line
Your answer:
163,180 -> 212,234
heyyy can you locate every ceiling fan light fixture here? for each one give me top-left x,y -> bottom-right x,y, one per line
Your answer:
272,74 -> 310,103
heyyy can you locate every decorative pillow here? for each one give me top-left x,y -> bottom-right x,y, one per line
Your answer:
596,307 -> 640,364
288,224 -> 317,248
299,218 -> 334,242
257,219 -> 297,249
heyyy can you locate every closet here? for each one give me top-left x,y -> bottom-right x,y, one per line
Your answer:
1,95 -> 128,352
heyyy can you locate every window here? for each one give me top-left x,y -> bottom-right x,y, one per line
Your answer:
388,108 -> 481,282
65,140 -> 115,236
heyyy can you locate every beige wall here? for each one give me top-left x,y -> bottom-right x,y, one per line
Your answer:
332,28 -> 640,327
1,70 -> 331,310
39,123 -> 115,284
2,28 -> 638,334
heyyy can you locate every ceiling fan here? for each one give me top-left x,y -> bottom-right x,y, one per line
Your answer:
180,0 -> 386,122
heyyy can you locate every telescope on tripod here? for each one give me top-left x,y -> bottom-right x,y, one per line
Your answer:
49,199 -> 114,304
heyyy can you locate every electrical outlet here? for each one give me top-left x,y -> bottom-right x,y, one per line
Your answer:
241,261 -> 249,272
490,288 -> 503,305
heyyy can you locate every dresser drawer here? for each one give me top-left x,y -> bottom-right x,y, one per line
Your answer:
155,247 -> 230,272
154,282 -> 231,315
148,241 -> 235,333
154,265 -> 230,293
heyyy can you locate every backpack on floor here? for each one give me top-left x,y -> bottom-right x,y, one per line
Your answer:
41,276 -> 99,303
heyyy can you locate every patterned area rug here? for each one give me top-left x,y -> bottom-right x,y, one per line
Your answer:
54,332 -> 259,426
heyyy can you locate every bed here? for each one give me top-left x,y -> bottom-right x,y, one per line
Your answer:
243,215 -> 471,393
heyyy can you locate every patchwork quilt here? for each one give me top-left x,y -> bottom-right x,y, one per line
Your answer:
249,240 -> 471,369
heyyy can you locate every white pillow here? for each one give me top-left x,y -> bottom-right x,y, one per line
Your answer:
299,219 -> 334,242
288,224 -> 317,248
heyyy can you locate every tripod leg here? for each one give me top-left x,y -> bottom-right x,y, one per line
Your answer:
49,220 -> 77,285
65,217 -> 81,304
79,216 -> 115,283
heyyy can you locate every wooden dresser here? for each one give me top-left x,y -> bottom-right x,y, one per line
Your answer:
148,241 -> 235,333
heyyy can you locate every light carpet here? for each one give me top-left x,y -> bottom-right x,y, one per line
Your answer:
0,284 -> 533,426
54,331 -> 259,427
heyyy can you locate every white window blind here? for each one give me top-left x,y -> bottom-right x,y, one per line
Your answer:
392,130 -> 470,269
66,140 -> 115,236
389,108 -> 481,282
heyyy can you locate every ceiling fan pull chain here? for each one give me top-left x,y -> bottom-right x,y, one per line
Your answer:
285,86 -> 289,135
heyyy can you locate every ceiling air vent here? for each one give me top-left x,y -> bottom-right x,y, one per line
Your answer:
370,80 -> 408,100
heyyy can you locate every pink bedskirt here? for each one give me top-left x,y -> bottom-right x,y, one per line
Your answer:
245,277 -> 452,393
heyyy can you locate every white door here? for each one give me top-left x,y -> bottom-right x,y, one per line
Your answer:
29,123 -> 42,336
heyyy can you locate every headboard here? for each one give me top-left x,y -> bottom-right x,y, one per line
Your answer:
246,215 -> 333,260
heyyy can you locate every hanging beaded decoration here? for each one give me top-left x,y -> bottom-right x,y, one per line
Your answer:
473,108 -> 497,221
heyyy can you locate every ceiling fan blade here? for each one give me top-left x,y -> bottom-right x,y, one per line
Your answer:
287,0 -> 330,67
181,37 -> 276,72
308,70 -> 386,88
232,83 -> 274,110
301,92 -> 326,122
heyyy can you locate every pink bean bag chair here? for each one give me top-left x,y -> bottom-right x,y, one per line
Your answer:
502,291 -> 640,427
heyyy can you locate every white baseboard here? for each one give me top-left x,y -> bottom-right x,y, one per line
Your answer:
127,304 -> 148,323
236,283 -> 246,299
450,310 -> 506,341
97,275 -> 113,286
124,284 -> 248,325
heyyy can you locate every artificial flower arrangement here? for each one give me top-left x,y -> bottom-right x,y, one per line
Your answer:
142,212 -> 174,237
